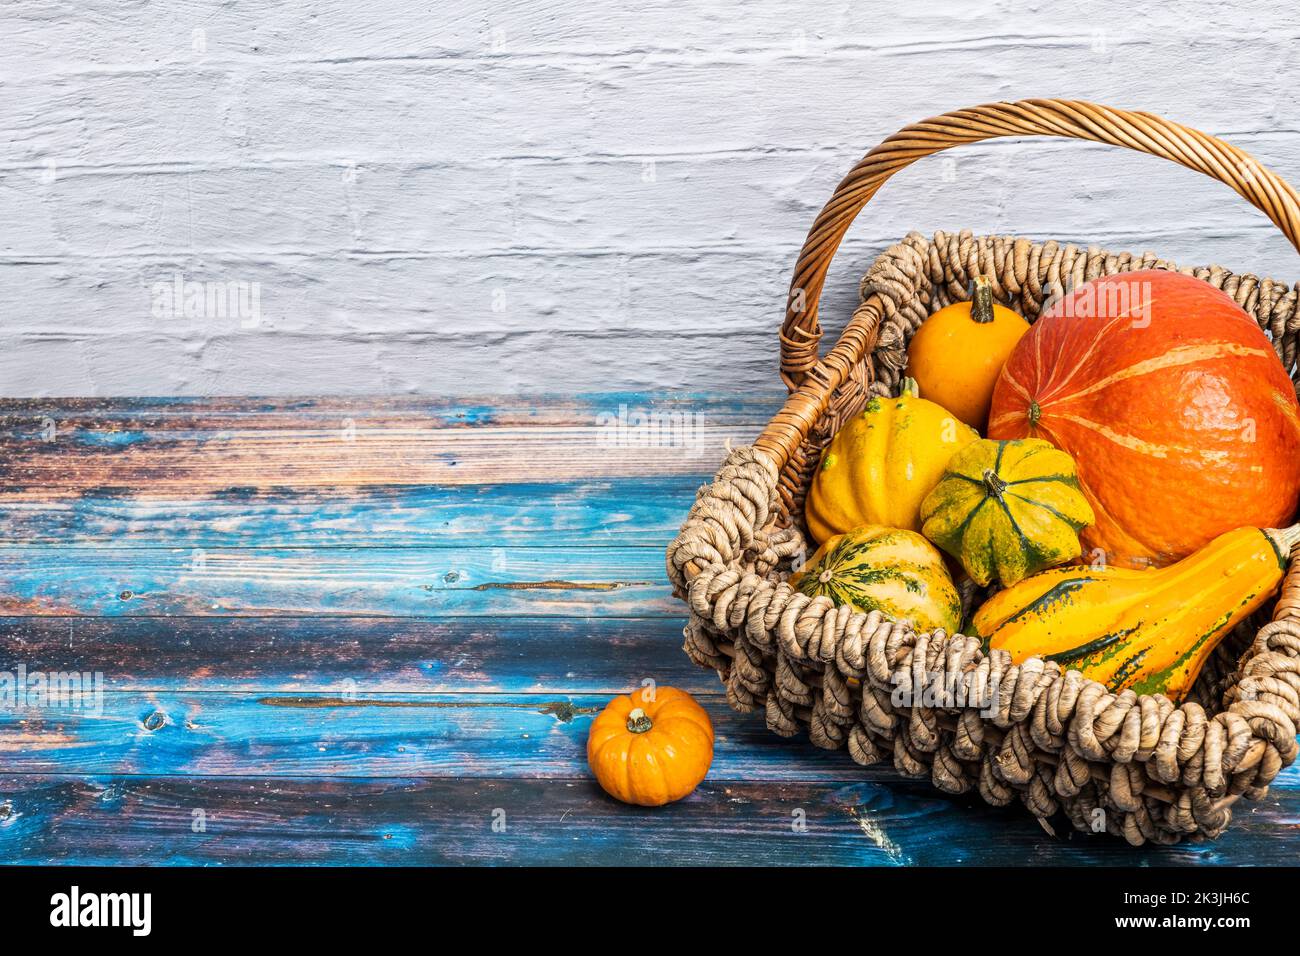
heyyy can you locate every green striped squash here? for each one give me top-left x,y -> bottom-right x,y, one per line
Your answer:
791,525 -> 962,634
920,437 -> 1094,587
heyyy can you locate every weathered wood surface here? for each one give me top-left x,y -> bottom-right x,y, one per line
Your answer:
0,546 -> 677,617
1,394 -> 1297,865
0,395 -> 753,494
0,479 -> 701,547
0,617 -> 712,692
2,774 -> 1296,867
0,691 -> 860,779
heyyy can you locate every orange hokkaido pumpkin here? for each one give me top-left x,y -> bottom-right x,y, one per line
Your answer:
587,686 -> 713,806
989,270 -> 1300,569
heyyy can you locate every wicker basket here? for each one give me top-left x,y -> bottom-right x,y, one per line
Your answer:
666,99 -> 1300,845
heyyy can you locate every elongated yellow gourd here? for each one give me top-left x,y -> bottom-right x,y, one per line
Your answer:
973,524 -> 1300,701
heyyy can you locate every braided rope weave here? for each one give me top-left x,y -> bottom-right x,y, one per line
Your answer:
667,227 -> 1300,845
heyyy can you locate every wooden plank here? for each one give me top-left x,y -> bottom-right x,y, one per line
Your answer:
0,546 -> 676,616
0,616 -> 714,693
0,691 -> 862,779
0,394 -> 779,428
0,477 -> 703,547
0,427 -> 746,496
0,395 -> 779,497
0,427 -> 740,496
0,773 -> 1294,866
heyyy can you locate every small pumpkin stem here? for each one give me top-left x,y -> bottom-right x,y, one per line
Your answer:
1027,400 -> 1042,426
970,275 -> 995,324
982,468 -> 1009,500
899,377 -> 920,398
626,708 -> 653,734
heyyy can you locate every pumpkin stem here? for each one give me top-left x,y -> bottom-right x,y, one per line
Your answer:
970,275 -> 995,324
1027,400 -> 1042,427
982,468 -> 1009,500
626,708 -> 653,734
899,377 -> 920,399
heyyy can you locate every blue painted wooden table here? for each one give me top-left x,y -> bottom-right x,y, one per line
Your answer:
0,394 -> 1296,865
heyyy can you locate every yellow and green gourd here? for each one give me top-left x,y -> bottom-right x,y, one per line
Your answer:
974,524 -> 1300,701
804,378 -> 979,544
920,437 -> 1094,587
791,525 -> 962,634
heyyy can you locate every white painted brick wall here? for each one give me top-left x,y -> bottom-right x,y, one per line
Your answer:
2,0 -> 1298,395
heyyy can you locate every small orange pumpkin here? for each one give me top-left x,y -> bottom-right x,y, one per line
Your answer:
587,686 -> 713,806
907,274 -> 1029,430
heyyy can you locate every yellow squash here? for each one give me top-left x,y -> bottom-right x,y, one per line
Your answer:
804,378 -> 978,544
791,524 -> 962,634
974,524 -> 1300,701
920,437 -> 1094,587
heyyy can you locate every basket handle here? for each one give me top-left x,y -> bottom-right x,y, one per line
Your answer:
758,98 -> 1300,473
